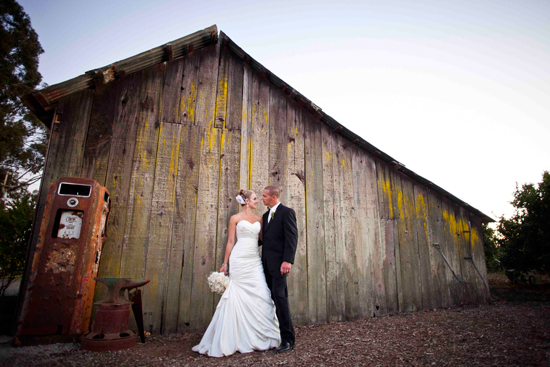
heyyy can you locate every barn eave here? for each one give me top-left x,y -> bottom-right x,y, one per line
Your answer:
23,25 -> 219,126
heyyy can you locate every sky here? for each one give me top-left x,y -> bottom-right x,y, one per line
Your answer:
19,0 -> 550,223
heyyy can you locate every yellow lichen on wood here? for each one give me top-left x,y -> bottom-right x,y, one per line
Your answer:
381,176 -> 393,218
168,127 -> 180,184
220,129 -> 226,154
208,123 -> 218,150
415,193 -> 429,241
470,227 -> 479,249
397,190 -> 404,219
215,76 -> 228,128
248,139 -> 253,188
441,209 -> 460,249
137,120 -> 151,169
456,217 -> 474,251
180,82 -> 197,122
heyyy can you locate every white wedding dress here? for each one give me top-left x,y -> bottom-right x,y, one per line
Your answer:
192,220 -> 281,357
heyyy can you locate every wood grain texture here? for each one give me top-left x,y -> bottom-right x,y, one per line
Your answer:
456,206 -> 470,283
413,184 -> 437,310
375,160 -> 399,314
364,154 -> 386,317
425,189 -> 448,307
194,44 -> 219,128
165,50 -> 203,333
286,102 -> 308,325
321,126 -> 339,322
440,198 -> 462,298
238,62 -> 253,190
143,58 -> 185,334
46,90 -> 95,183
328,133 -> 348,321
143,119 -> 181,333
249,71 -> 270,214
174,121 -> 206,333
389,170 -> 405,311
350,146 -> 375,318
304,112 -> 327,324
398,177 -> 423,311
189,43 -> 222,330
80,81 -> 120,184
225,49 -> 244,131
119,64 -> 164,282
98,72 -> 143,279
212,46 -> 230,308
268,86 -> 288,202
214,46 -> 242,307
335,134 -> 357,320
456,206 -> 480,296
171,124 -> 203,332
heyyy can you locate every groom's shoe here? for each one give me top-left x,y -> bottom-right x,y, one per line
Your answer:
276,341 -> 295,353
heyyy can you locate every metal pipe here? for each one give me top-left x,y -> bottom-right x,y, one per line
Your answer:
432,243 -> 462,282
464,256 -> 491,296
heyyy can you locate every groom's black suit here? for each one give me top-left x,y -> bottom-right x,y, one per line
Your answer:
261,204 -> 298,345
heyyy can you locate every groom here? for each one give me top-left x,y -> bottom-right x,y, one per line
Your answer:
261,185 -> 298,353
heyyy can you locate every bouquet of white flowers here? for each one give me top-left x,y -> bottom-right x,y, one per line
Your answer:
207,271 -> 230,294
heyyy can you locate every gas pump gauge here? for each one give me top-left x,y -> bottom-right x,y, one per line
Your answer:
67,198 -> 79,207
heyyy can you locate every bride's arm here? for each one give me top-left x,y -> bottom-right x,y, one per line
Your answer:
220,216 -> 237,274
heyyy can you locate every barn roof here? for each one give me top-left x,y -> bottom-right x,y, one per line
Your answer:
23,25 -> 493,223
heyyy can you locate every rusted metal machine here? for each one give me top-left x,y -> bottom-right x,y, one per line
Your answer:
81,277 -> 149,352
15,178 -> 110,345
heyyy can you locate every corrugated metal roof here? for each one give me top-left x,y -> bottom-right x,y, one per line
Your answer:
24,25 -> 493,223
23,25 -> 218,125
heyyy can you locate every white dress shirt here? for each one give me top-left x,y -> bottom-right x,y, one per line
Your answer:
268,202 -> 281,223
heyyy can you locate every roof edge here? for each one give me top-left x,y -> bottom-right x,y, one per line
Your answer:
24,25 -> 218,127
220,31 -> 494,224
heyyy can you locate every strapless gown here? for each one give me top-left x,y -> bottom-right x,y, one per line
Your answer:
192,220 -> 281,357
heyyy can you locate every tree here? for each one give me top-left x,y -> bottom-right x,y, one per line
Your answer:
482,224 -> 501,273
0,0 -> 46,206
0,192 -> 35,297
497,171 -> 550,276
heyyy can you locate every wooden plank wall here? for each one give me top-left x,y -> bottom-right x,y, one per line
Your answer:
32,42 -> 490,334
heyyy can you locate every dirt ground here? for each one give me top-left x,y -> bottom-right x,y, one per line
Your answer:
1,274 -> 549,366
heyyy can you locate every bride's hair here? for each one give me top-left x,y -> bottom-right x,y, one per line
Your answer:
236,189 -> 254,206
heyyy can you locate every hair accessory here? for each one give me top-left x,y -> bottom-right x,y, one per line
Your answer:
235,195 -> 246,205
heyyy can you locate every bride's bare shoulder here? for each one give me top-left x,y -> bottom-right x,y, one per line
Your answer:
229,213 -> 242,224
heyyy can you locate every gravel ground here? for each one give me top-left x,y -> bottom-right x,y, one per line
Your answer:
1,277 -> 549,367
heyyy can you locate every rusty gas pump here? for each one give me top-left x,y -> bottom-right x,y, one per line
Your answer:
15,177 -> 110,345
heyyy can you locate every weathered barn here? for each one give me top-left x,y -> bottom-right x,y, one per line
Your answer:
23,25 -> 492,334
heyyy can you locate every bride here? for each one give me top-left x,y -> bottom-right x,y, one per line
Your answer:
192,189 -> 281,357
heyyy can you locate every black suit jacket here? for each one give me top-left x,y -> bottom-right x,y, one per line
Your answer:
261,204 -> 298,273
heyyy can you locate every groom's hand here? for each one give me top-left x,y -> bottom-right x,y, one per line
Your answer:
280,261 -> 292,275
